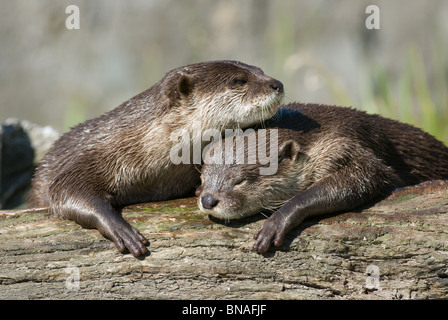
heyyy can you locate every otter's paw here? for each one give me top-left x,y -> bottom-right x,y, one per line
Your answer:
253,214 -> 287,253
98,217 -> 149,257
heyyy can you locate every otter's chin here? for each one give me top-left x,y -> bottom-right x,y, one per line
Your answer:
202,209 -> 238,220
205,207 -> 258,220
257,92 -> 284,119
239,103 -> 280,128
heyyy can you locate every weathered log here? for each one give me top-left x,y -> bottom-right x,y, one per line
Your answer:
1,180 -> 447,300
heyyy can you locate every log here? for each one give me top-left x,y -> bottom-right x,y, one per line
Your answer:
1,180 -> 447,300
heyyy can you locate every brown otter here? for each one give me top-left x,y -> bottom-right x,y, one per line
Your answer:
28,60 -> 284,257
197,103 -> 448,253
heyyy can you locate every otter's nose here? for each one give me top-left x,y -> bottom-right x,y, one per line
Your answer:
270,80 -> 284,93
201,194 -> 219,210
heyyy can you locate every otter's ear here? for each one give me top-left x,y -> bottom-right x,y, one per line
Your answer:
278,140 -> 301,163
178,74 -> 194,97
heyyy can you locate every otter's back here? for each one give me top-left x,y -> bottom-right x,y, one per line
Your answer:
276,103 -> 448,184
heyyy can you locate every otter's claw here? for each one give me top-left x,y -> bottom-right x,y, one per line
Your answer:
97,215 -> 149,257
253,213 -> 287,253
109,225 -> 149,257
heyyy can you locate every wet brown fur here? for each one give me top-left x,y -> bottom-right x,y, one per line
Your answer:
28,60 -> 284,257
198,103 -> 448,253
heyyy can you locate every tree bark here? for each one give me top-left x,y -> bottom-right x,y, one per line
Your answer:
1,180 -> 447,300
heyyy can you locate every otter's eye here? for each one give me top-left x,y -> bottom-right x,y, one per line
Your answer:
233,78 -> 247,86
233,178 -> 246,186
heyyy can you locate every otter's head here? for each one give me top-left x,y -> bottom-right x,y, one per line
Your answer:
163,60 -> 284,130
197,131 -> 304,220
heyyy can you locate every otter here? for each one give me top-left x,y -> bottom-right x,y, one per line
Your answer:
28,60 -> 284,257
197,103 -> 448,253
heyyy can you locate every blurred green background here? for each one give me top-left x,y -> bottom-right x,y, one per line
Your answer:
1,0 -> 447,144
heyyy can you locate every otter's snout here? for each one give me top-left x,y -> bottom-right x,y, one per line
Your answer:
201,194 -> 219,210
270,80 -> 284,93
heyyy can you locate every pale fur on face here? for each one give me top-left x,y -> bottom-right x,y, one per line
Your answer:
190,88 -> 283,132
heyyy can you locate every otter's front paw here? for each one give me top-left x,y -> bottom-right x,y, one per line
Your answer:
109,224 -> 149,257
98,216 -> 149,257
253,213 -> 287,253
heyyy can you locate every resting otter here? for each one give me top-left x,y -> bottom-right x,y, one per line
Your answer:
197,103 -> 448,253
28,60 -> 284,257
